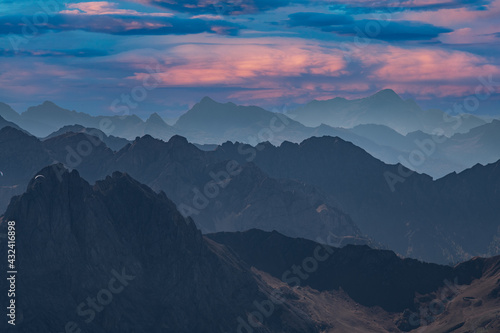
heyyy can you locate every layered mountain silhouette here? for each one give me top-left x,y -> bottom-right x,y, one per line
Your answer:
1,169 -> 498,332
351,120 -> 500,178
0,101 -> 175,140
0,114 -> 24,133
0,126 -> 498,264
1,93 -> 498,178
289,89 -> 486,136
44,125 -> 131,151
210,137 -> 500,264
0,166 -> 322,332
0,128 -> 368,248
209,229 -> 500,332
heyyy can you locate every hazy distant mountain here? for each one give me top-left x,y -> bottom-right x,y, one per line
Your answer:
174,97 -> 310,144
212,136 -> 500,264
443,119 -> 500,166
0,114 -> 24,132
0,101 -> 176,140
0,102 -> 21,122
3,97 -> 495,178
22,101 -> 96,135
289,89 -> 486,136
0,166 -> 317,332
173,97 -> 413,167
351,121 -> 500,178
0,128 -> 368,246
2,127 -> 499,263
44,125 -> 130,151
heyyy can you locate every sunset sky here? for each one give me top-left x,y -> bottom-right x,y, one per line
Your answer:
0,0 -> 499,118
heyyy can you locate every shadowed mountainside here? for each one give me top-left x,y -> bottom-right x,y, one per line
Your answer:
0,126 -> 499,264
0,166 -> 318,333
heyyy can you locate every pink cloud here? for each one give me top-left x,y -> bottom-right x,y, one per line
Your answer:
60,1 -> 173,17
392,0 -> 500,42
356,45 -> 500,83
395,0 -> 500,25
130,41 -> 347,87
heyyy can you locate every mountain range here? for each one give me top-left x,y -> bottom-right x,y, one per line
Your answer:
1,91 -> 498,178
1,168 -> 499,332
0,126 -> 498,264
288,89 -> 487,136
0,101 -> 175,141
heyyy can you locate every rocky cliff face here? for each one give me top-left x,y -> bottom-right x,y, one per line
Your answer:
0,166 -> 316,333
2,127 -> 499,264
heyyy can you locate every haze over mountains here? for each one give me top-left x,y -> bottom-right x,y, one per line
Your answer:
0,88 -> 499,332
289,89 -> 487,136
1,126 -> 499,264
1,167 -> 499,332
1,90 -> 498,178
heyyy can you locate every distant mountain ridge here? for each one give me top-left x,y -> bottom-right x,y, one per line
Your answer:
0,114 -> 25,133
2,92 -> 497,178
43,125 -> 131,151
288,89 -> 487,136
0,101 -> 175,140
0,127 -> 370,250
0,126 -> 499,264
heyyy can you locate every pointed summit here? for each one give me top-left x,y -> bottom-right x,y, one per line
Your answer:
0,102 -> 21,123
146,112 -> 166,125
0,115 -> 23,132
368,89 -> 402,102
199,96 -> 217,105
25,163 -> 86,193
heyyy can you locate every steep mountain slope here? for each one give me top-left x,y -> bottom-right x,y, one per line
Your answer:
212,137 -> 500,263
44,125 -> 130,151
414,256 -> 500,332
209,230 -> 500,331
0,102 -> 22,123
0,127 -> 53,213
0,128 -> 367,246
1,126 -> 498,264
0,115 -> 24,132
104,135 -> 366,243
208,230 -> 456,313
0,166 -> 317,333
289,89 -> 486,136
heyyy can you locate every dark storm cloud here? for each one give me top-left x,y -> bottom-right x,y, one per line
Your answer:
133,0 -> 305,15
328,0 -> 492,15
0,48 -> 109,57
315,19 -> 453,41
0,14 -> 241,36
287,12 -> 354,27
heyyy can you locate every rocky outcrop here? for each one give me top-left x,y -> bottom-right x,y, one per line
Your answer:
0,166 -> 317,332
